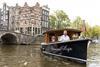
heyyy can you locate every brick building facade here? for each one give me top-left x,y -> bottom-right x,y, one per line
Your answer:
9,2 -> 49,35
9,2 -> 50,36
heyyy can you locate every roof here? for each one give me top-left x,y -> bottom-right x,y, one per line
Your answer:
43,28 -> 82,34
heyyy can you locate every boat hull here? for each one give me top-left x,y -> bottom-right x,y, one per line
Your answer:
41,39 -> 90,63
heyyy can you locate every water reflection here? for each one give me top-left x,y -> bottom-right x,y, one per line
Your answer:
0,45 -> 16,56
87,44 -> 100,67
0,44 -> 86,67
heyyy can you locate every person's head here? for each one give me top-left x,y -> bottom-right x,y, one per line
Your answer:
63,30 -> 68,36
51,36 -> 56,42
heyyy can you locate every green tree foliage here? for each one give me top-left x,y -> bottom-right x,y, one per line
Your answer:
83,24 -> 100,38
84,22 -> 92,38
49,10 -> 100,39
72,16 -> 83,29
49,15 -> 56,29
91,25 -> 100,39
49,10 -> 71,29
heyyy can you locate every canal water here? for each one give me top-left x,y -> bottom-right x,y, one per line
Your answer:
87,44 -> 100,67
0,44 -> 99,67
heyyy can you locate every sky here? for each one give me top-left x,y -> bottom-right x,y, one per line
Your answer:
0,0 -> 100,26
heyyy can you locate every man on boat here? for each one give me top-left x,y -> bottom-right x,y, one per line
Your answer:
59,30 -> 70,42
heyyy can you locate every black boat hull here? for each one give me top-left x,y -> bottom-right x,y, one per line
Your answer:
41,39 -> 90,63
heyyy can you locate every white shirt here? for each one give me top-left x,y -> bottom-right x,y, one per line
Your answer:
59,35 -> 70,42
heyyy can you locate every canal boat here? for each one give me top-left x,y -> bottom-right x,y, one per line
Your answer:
41,28 -> 90,63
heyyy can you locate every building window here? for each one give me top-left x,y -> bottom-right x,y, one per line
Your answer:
35,27 -> 37,34
46,17 -> 48,21
33,27 -> 34,31
25,20 -> 27,24
25,27 -> 28,34
43,10 -> 44,14
29,27 -> 31,31
47,12 -> 49,15
46,22 -> 48,28
31,15 -> 34,18
43,22 -> 45,27
43,16 -> 44,21
33,27 -> 34,35
16,28 -> 18,30
20,28 -> 23,33
27,27 -> 29,34
44,16 -> 46,21
27,27 -> 31,34
41,22 -> 43,27
45,22 -> 46,27
38,28 -> 40,34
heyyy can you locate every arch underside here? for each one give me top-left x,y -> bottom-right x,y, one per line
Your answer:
1,33 -> 17,44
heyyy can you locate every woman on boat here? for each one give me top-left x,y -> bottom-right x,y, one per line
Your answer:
46,36 -> 62,54
72,33 -> 79,40
51,36 -> 57,43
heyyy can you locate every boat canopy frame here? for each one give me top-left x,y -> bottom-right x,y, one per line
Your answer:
43,28 -> 82,43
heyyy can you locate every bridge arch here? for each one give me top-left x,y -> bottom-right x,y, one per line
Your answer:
1,33 -> 18,44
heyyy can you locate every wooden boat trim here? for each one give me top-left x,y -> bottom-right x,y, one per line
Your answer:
41,39 -> 90,45
43,51 -> 86,62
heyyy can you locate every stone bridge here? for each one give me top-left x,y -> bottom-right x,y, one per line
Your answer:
0,30 -> 34,44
